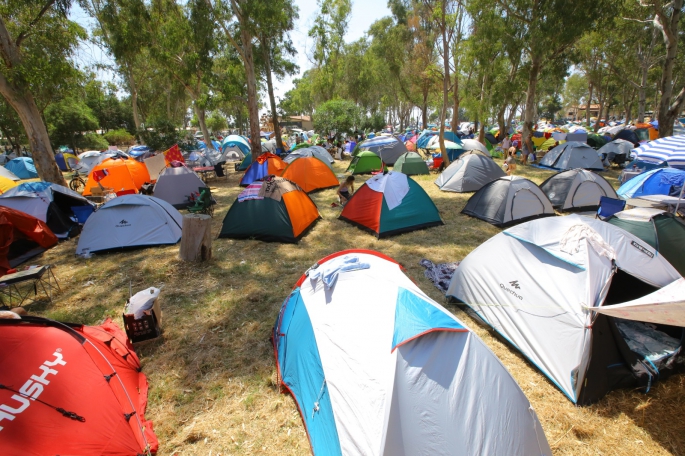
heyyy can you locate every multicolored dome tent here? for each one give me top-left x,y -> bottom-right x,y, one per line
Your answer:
616,168 -> 685,199
347,151 -> 383,175
273,250 -> 552,456
240,153 -> 287,186
392,152 -> 429,175
462,176 -> 555,227
220,176 -> 320,243
221,134 -> 251,160
540,168 -> 618,211
607,208 -> 685,276
83,157 -> 151,196
435,153 -> 505,192
0,316 -> 159,455
340,172 -> 443,238
280,156 -> 339,193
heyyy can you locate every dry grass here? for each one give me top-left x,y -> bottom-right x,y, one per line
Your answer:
26,157 -> 685,455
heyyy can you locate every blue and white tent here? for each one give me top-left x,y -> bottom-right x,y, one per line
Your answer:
5,157 -> 38,179
617,168 -> 685,199
273,250 -> 551,456
416,130 -> 461,149
221,135 -> 250,160
356,136 -> 408,165
631,134 -> 685,168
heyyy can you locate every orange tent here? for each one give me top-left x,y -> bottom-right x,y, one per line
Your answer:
280,156 -> 339,193
239,153 -> 287,186
634,122 -> 659,141
83,158 -> 151,196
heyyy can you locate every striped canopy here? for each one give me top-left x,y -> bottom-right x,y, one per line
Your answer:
632,135 -> 685,167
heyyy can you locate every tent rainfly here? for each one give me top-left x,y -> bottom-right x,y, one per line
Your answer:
540,168 -> 618,211
274,250 -> 552,455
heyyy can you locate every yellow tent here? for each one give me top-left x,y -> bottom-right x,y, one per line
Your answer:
0,176 -> 18,194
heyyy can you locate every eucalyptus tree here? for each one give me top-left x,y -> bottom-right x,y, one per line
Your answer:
0,0 -> 85,184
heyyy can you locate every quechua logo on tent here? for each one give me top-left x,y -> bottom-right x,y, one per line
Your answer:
0,350 -> 66,431
116,219 -> 131,228
500,281 -> 523,300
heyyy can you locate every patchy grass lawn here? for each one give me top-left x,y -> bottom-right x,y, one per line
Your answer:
26,156 -> 685,455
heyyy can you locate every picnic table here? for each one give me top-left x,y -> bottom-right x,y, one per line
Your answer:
193,166 -> 216,183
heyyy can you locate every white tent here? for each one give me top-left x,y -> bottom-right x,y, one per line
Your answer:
0,166 -> 19,181
76,194 -> 183,255
153,166 -> 206,208
460,139 -> 489,154
540,168 -> 618,210
274,250 -> 551,455
435,153 -> 505,192
447,215 -> 682,404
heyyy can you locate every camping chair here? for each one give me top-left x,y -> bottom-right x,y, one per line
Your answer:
188,187 -> 214,217
596,196 -> 626,220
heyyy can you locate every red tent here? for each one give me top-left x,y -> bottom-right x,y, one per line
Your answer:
0,206 -> 58,275
0,317 -> 159,455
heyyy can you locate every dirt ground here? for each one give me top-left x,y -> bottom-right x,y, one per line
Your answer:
27,155 -> 685,455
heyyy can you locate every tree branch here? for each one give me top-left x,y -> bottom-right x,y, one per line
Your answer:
205,0 -> 246,62
16,0 -> 58,48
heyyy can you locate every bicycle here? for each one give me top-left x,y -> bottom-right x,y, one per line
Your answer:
69,170 -> 86,193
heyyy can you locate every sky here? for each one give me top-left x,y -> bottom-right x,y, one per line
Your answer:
70,0 -> 392,113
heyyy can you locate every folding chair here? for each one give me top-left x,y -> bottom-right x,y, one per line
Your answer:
596,196 -> 626,220
188,187 -> 214,217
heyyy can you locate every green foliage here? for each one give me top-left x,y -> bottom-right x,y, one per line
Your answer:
84,79 -> 134,132
313,99 -> 360,139
563,73 -> 588,108
103,129 -> 135,146
45,98 -> 99,151
206,112 -> 227,132
138,120 -> 184,152
78,133 -> 109,150
360,113 -> 386,132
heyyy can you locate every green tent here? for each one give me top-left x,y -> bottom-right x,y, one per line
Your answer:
587,134 -> 608,149
607,209 -> 685,276
237,153 -> 252,171
484,138 -> 494,152
346,151 -> 383,175
291,142 -> 311,152
393,152 -> 429,175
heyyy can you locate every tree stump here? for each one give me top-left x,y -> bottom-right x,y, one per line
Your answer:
179,214 -> 212,262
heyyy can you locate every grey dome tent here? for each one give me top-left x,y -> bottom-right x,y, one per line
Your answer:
435,153 -> 505,192
447,215 -> 682,405
461,176 -> 555,227
540,168 -> 618,211
283,146 -> 334,167
597,139 -> 633,166
393,152 -> 429,175
358,136 -> 408,165
153,166 -> 208,208
460,139 -> 489,154
76,194 -> 183,255
539,141 -> 604,171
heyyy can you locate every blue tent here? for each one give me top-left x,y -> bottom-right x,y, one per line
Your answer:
197,140 -> 222,151
416,130 -> 461,149
5,157 -> 38,179
221,135 -> 251,156
128,145 -> 152,161
54,153 -> 69,171
240,161 -> 268,186
617,168 -> 685,199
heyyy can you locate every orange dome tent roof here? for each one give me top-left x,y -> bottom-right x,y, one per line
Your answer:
280,156 -> 339,193
83,158 -> 150,196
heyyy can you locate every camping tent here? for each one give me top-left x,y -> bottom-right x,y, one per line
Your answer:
0,316 -> 158,454
347,151 -> 383,175
76,194 -> 182,255
153,166 -> 208,208
5,157 -> 38,179
435,153 -> 505,192
0,182 -> 93,238
240,153 -> 287,186
76,151 -> 108,174
540,168 -> 618,211
339,172 -> 443,238
587,133 -> 608,149
0,206 -> 57,274
0,166 -> 19,181
460,139 -> 490,155
128,145 -> 152,161
607,208 -> 685,276
280,157 -> 339,193
237,153 -> 252,171
539,141 -> 604,171
392,152 -> 429,175
447,215 -> 682,404
461,176 -> 555,227
0,176 -> 17,193
283,146 -> 334,167
617,168 -> 685,199
356,136 -> 408,165
614,128 -> 640,146
55,151 -> 79,171
219,176 -> 319,243
273,250 -> 552,455
83,157 -> 151,196
597,139 -> 633,165
222,134 -> 251,160
416,130 -> 461,149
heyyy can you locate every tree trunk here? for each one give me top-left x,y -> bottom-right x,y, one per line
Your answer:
656,0 -> 683,137
522,58 -> 541,152
262,43 -> 283,154
637,65 -> 648,123
241,27 -> 262,159
497,104 -> 506,141
0,75 -> 65,185
586,83 -> 593,125
126,65 -> 142,132
193,102 -> 213,151
179,214 -> 212,262
438,6 -> 451,167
